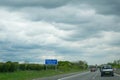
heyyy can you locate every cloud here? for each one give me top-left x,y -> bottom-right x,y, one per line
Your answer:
0,0 -> 69,8
0,0 -> 120,65
70,0 -> 120,16
0,0 -> 120,16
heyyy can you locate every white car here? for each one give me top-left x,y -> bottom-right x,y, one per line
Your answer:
100,65 -> 114,77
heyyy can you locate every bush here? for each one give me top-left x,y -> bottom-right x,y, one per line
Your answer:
0,60 -> 88,73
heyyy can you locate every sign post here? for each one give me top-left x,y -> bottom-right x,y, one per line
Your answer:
45,59 -> 58,70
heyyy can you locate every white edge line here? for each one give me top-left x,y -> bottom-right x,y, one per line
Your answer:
58,72 -> 90,80
92,71 -> 98,79
114,73 -> 120,77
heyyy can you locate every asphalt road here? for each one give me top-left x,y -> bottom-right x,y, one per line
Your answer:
58,71 -> 120,80
34,70 -> 120,80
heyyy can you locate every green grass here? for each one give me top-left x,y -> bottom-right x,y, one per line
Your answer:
0,70 -> 60,80
0,69 -> 86,80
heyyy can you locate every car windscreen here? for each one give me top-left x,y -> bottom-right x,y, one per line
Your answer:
102,65 -> 112,69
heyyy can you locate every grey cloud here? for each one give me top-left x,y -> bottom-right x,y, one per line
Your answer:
0,41 -> 45,52
20,4 -> 120,37
110,41 -> 120,47
0,0 -> 120,64
71,0 -> 120,16
21,6 -> 92,25
0,52 -> 43,62
108,37 -> 120,47
92,0 -> 120,16
0,0 -> 69,8
1,0 -> 120,16
61,24 -> 120,41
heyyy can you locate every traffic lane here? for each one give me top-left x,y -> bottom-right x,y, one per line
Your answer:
95,72 -> 120,80
99,76 -> 120,80
33,71 -> 90,80
58,71 -> 97,80
58,71 -> 120,80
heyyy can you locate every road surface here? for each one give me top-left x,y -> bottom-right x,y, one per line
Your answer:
58,71 -> 120,80
33,70 -> 120,80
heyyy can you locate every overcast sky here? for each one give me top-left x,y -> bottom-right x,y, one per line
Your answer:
0,0 -> 120,65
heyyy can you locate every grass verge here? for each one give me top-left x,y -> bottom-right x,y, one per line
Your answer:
0,69 -> 86,80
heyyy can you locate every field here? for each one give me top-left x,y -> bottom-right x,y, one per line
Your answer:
0,70 -> 84,80
0,70 -> 61,80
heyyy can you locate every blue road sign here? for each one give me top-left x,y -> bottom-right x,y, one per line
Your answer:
45,59 -> 58,65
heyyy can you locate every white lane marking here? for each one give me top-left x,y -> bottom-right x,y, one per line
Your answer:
58,72 -> 90,80
92,71 -> 98,79
114,73 -> 120,77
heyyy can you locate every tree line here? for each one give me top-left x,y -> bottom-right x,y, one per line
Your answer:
107,59 -> 120,68
0,60 -> 88,73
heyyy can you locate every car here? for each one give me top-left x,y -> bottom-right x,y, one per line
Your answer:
100,65 -> 114,77
90,67 -> 96,72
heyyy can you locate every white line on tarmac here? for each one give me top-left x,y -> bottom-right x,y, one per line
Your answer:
114,73 -> 120,77
58,72 -> 90,80
92,71 -> 98,79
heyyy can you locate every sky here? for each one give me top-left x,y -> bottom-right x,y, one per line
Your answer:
0,0 -> 120,65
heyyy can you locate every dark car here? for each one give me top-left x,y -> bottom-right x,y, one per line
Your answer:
90,67 -> 96,72
100,65 -> 114,77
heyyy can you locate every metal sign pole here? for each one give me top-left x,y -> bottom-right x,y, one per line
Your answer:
55,65 -> 57,71
46,64 -> 47,70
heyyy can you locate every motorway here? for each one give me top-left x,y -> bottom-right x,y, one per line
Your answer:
58,71 -> 120,80
34,70 -> 120,80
